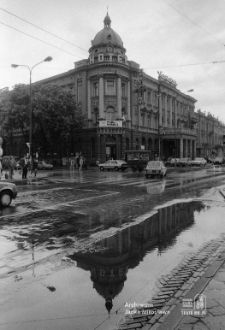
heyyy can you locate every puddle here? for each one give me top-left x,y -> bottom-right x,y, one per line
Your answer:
2,200 -> 225,330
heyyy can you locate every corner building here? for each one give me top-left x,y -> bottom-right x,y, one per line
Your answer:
39,14 -> 198,163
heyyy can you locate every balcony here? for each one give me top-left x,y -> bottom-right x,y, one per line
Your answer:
162,127 -> 197,137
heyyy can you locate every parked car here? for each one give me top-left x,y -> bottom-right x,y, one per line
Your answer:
190,158 -> 207,166
98,160 -> 128,171
213,157 -> 224,166
37,161 -> 53,170
165,158 -> 179,167
177,158 -> 192,167
0,182 -> 17,207
145,160 -> 167,178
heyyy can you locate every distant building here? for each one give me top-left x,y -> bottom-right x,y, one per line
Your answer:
196,110 -> 225,158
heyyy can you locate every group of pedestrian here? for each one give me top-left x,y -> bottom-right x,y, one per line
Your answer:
20,155 -> 38,179
70,155 -> 87,172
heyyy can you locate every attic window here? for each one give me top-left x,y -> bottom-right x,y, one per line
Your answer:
107,34 -> 112,40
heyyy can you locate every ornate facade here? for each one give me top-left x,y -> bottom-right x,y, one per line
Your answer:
36,13 -> 200,163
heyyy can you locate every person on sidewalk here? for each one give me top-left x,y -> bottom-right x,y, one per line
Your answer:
21,155 -> 29,179
79,156 -> 83,172
70,158 -> 75,170
32,158 -> 38,177
83,157 -> 87,170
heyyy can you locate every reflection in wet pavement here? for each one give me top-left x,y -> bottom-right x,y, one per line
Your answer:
2,199 -> 225,329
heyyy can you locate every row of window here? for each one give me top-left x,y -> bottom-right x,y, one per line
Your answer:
92,81 -> 126,97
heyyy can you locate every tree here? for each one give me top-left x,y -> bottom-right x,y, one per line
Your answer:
2,83 -> 86,157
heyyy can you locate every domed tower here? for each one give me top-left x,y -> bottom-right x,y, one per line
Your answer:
89,13 -> 127,65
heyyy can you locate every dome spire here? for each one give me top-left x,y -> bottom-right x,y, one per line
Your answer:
104,9 -> 111,28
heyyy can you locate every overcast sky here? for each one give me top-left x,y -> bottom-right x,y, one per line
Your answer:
1,0 -> 225,121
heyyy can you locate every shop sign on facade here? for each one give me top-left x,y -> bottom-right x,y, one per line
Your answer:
99,120 -> 122,127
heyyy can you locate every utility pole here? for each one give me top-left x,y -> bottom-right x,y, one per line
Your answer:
157,84 -> 161,159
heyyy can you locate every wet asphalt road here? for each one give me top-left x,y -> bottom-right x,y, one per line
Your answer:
1,166 -> 225,330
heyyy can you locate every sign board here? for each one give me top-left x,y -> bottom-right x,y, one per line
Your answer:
99,120 -> 122,127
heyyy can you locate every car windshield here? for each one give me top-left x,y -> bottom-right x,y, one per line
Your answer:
147,161 -> 161,167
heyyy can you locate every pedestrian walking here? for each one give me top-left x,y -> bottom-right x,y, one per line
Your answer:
21,155 -> 29,179
70,158 -> 75,170
32,158 -> 38,177
79,156 -> 83,172
83,157 -> 87,170
9,156 -> 15,179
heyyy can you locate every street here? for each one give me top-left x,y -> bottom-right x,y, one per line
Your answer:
1,167 -> 225,330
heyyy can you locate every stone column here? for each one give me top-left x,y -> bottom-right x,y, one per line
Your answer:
175,99 -> 177,128
180,138 -> 183,158
193,140 -> 196,159
159,95 -> 162,126
164,94 -> 167,128
99,75 -> 104,119
190,140 -> 192,159
127,81 -> 131,120
117,76 -> 122,119
169,97 -> 172,128
87,78 -> 92,124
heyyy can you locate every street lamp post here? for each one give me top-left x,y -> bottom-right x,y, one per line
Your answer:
11,56 -> 52,159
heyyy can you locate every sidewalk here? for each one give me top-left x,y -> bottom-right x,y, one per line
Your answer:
0,169 -> 49,183
117,237 -> 225,330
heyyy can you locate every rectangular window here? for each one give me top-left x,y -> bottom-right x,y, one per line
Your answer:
106,80 -> 115,95
92,82 -> 98,97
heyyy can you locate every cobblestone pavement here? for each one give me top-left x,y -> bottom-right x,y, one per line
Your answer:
115,235 -> 225,330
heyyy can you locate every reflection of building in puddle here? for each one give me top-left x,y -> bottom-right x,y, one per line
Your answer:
70,201 -> 204,313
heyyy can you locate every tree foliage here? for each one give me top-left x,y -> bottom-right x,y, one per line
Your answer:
2,83 -> 86,155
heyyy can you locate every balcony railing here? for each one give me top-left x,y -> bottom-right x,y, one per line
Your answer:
162,127 -> 197,136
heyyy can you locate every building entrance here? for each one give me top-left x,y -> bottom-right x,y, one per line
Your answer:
106,136 -> 117,160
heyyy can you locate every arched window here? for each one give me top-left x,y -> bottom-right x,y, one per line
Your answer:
125,138 -> 129,150
154,139 -> 158,151
148,138 -> 152,150
136,138 -> 139,150
141,137 -> 146,148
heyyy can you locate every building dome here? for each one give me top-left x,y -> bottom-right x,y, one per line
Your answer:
91,13 -> 123,48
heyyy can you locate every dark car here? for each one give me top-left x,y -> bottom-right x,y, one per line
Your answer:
0,182 -> 17,207
214,157 -> 224,166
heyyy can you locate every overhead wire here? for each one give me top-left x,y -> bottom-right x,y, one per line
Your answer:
0,21 -> 84,59
144,60 -> 225,70
161,0 -> 225,47
0,7 -> 88,53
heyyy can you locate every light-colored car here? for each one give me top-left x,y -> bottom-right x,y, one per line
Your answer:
165,158 -> 179,167
190,158 -> 207,166
37,161 -> 53,170
145,161 -> 167,178
98,160 -> 128,171
0,182 -> 17,207
177,158 -> 192,167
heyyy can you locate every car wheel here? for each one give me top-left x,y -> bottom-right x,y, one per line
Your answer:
100,167 -> 104,171
0,191 -> 12,207
115,167 -> 119,171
